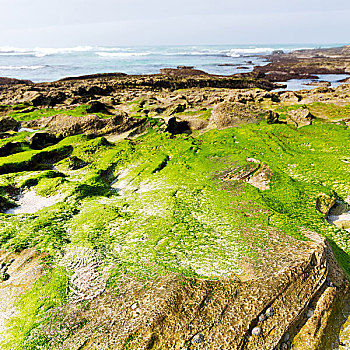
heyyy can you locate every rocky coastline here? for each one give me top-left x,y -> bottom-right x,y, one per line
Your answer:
0,45 -> 350,349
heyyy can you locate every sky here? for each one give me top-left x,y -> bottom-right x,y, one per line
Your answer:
1,0 -> 350,47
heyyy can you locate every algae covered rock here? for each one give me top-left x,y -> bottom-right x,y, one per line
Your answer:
316,192 -> 337,217
210,102 -> 278,129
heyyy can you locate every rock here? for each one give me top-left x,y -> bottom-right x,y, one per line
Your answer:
283,333 -> 290,342
22,112 -> 146,138
252,327 -> 262,336
210,102 -> 278,129
0,77 -> 32,85
166,103 -> 189,116
259,314 -> 267,322
306,308 -> 314,318
304,80 -> 331,87
279,92 -> 301,103
164,117 -> 190,134
0,116 -> 19,132
247,164 -> 273,191
86,100 -> 111,114
16,90 -> 65,107
266,307 -> 274,317
0,116 -> 20,132
316,193 -> 337,217
27,131 -> 61,150
193,333 -> 204,343
266,110 -> 280,124
160,68 -> 208,77
0,270 -> 10,281
65,156 -> 88,170
0,195 -> 16,213
280,343 -> 288,350
0,141 -> 24,157
286,108 -> 313,127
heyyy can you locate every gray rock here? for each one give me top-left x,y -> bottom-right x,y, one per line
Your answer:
251,327 -> 262,336
193,332 -> 204,343
280,342 -> 288,350
266,307 -> 274,317
259,314 -> 267,322
306,308 -> 314,318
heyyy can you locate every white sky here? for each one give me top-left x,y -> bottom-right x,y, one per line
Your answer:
1,0 -> 349,47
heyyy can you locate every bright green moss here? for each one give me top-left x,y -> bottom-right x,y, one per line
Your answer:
1,109 -> 350,346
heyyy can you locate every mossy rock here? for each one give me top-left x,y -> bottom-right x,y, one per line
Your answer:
210,102 -> 278,129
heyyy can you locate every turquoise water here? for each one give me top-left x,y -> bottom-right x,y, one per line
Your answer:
0,44 -> 348,86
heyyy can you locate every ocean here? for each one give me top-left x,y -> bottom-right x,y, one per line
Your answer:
0,44 -> 349,90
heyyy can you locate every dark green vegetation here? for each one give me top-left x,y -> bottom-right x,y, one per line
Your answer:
1,103 -> 350,348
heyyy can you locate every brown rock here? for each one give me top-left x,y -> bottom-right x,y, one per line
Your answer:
210,102 -> 278,129
286,108 -> 313,127
22,112 -> 146,137
0,77 -> 32,85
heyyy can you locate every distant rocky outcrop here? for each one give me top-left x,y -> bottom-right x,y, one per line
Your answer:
0,77 -> 32,86
254,45 -> 350,82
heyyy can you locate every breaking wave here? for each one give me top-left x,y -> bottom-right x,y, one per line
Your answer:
0,65 -> 47,70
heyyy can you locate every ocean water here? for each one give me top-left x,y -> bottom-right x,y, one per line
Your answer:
0,44 -> 349,90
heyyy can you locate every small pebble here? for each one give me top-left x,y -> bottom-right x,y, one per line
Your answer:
193,333 -> 204,343
306,308 -> 314,318
131,302 -> 138,310
327,280 -> 335,287
251,327 -> 262,336
283,333 -> 290,342
266,307 -> 274,317
280,343 -> 288,350
259,314 -> 266,322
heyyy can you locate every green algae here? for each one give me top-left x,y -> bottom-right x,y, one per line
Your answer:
8,104 -> 111,122
1,109 -> 350,348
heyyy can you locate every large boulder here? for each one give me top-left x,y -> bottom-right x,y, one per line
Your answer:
0,116 -> 19,132
286,108 -> 313,127
210,102 -> 279,129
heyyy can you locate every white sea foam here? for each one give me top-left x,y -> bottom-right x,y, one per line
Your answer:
97,52 -> 150,58
0,46 -> 94,57
33,46 -> 94,57
0,65 -> 46,70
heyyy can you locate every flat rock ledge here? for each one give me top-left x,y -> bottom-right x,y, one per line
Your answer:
6,232 -> 346,350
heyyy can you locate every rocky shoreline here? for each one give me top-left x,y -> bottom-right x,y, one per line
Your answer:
0,45 -> 350,349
